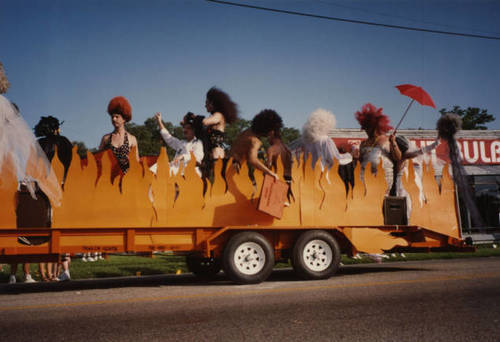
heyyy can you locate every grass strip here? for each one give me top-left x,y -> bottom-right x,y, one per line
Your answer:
1,245 -> 499,282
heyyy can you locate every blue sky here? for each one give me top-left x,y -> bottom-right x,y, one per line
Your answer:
1,0 -> 499,149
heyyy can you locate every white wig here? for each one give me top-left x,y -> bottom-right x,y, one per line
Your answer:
302,108 -> 336,143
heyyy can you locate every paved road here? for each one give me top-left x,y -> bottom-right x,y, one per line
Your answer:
1,258 -> 499,341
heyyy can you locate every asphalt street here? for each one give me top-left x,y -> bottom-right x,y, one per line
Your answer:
1,257 -> 499,341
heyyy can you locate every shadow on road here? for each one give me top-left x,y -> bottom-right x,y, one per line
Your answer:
0,264 -> 430,294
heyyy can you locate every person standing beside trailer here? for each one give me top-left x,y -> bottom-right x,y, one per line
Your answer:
0,62 -> 62,284
34,116 -> 73,186
34,115 -> 73,281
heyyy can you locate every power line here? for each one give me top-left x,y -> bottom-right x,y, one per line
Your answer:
315,0 -> 500,35
206,0 -> 500,41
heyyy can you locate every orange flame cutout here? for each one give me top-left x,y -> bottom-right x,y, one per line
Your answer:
0,147 -> 459,244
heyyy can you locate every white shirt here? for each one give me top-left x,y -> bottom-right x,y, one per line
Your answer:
150,128 -> 204,177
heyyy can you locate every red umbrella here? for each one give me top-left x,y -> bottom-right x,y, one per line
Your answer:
394,84 -> 436,132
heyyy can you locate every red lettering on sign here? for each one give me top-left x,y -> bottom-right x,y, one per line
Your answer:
331,137 -> 500,165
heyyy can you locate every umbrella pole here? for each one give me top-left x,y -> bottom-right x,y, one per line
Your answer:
393,99 -> 415,134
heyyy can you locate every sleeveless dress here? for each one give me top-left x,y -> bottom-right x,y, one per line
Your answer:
107,132 -> 130,173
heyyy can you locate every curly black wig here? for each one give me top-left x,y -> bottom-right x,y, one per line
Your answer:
251,109 -> 283,137
206,87 -> 238,124
34,116 -> 63,137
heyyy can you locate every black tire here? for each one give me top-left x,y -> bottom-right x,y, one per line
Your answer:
223,232 -> 274,284
186,255 -> 221,280
292,230 -> 341,280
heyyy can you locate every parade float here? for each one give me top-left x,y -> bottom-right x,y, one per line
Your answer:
0,143 -> 472,284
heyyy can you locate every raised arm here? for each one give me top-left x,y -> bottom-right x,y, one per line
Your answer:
403,138 -> 440,160
155,112 -> 167,131
155,112 -> 184,151
325,139 -> 353,166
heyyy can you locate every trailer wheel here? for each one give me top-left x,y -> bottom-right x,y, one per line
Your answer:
223,232 -> 274,284
292,230 -> 341,280
186,255 -> 221,280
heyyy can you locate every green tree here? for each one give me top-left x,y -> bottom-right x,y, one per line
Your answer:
281,126 -> 301,145
439,106 -> 495,130
127,116 -> 301,159
225,119 -> 251,146
225,118 -> 300,146
126,118 -> 183,159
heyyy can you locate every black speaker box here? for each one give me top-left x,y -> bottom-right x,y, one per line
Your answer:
383,196 -> 408,225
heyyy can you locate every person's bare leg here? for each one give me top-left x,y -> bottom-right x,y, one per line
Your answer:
50,262 -> 59,281
46,262 -> 54,279
23,263 -> 36,282
62,256 -> 71,271
39,263 -> 49,281
8,263 -> 18,283
58,255 -> 71,281
10,263 -> 18,276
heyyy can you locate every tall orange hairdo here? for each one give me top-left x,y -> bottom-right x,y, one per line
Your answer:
355,103 -> 393,134
107,96 -> 132,122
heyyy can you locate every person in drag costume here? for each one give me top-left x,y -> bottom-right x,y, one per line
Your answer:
302,108 -> 353,185
0,62 -> 62,283
98,96 -> 139,176
355,103 -> 440,222
202,87 -> 239,161
0,62 -> 62,205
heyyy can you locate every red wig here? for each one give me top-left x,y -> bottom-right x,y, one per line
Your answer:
107,96 -> 132,122
355,103 -> 393,134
